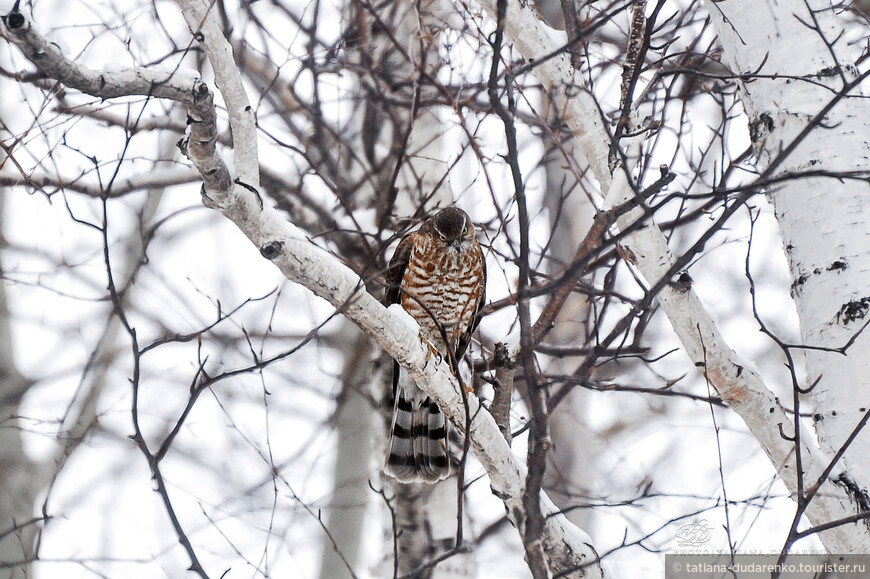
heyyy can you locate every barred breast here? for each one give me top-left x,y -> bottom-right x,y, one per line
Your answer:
399,235 -> 484,356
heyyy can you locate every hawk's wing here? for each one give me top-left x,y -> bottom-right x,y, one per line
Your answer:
385,232 -> 415,400
385,233 -> 414,306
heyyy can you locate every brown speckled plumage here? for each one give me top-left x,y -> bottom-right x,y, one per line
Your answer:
384,207 -> 486,483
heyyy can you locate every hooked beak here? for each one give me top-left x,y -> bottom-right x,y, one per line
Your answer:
451,240 -> 462,253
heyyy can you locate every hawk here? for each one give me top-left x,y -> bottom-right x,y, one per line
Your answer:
384,207 -> 486,483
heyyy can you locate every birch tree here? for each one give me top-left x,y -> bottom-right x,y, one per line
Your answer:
3,0 -> 870,577
708,0 -> 870,552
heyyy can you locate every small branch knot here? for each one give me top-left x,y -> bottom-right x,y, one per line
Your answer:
234,178 -> 263,210
199,185 -> 219,209
259,240 -> 284,260
493,342 -> 514,369
192,80 -> 211,101
670,271 -> 693,292
5,9 -> 25,29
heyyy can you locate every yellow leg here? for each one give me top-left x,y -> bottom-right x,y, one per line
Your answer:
419,338 -> 473,393
420,337 -> 443,369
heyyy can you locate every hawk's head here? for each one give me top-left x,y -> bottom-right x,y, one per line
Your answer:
431,207 -> 475,253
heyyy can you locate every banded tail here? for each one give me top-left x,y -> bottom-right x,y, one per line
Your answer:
385,369 -> 450,483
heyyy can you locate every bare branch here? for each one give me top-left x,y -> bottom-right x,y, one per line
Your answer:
0,5 -> 605,575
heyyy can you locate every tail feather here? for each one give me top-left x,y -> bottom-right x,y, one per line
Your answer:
386,394 -> 419,482
386,372 -> 450,483
413,398 -> 449,481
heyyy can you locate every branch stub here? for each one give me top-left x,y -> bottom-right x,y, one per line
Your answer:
5,10 -> 25,29
260,240 -> 284,260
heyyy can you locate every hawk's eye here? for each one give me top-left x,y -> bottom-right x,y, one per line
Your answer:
439,233 -> 446,241
462,226 -> 468,235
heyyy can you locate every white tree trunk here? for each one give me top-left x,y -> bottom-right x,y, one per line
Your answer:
464,0 -> 870,552
0,191 -> 36,579
329,0 -> 468,572
385,0 -> 455,215
540,121 -> 598,533
364,0 -> 471,574
708,0 -> 870,526
0,76 -> 36,579
320,322 -> 378,579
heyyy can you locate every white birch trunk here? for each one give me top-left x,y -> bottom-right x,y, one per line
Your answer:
319,322 -> 378,579
0,190 -> 37,579
343,0 -> 453,215
384,0 -> 455,215
541,125 -> 598,533
0,77 -> 37,579
334,0 -> 466,572
708,0 -> 870,524
462,0 -> 870,552
366,0 -> 471,574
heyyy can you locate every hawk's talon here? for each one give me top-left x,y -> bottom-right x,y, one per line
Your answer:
420,337 -> 443,369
